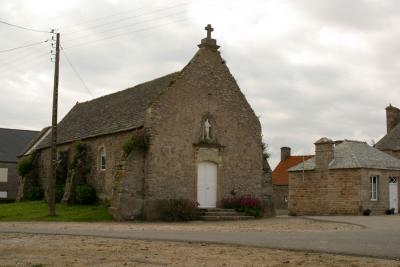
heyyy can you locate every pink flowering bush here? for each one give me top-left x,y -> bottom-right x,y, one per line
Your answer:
222,194 -> 263,217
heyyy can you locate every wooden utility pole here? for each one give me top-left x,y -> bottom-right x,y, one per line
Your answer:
48,32 -> 60,216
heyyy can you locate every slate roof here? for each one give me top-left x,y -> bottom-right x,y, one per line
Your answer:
272,155 -> 314,185
22,127 -> 51,155
289,140 -> 400,171
0,128 -> 40,162
37,72 -> 179,149
375,123 -> 400,151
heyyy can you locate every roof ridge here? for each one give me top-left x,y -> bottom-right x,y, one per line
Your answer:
0,128 -> 39,132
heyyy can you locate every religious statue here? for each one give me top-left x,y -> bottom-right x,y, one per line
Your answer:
204,119 -> 211,140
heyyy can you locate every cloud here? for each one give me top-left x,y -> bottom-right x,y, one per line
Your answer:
0,0 -> 399,168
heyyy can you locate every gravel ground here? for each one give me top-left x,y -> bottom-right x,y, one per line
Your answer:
1,233 -> 399,267
0,217 -> 361,234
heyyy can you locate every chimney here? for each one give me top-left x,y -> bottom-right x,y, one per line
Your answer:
280,147 -> 291,161
314,137 -> 334,170
386,104 -> 400,133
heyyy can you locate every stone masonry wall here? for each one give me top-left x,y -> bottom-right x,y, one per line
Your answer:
289,169 -> 362,215
36,130 -> 134,201
360,169 -> 400,214
0,162 -> 18,200
108,148 -> 145,220
144,47 -> 268,219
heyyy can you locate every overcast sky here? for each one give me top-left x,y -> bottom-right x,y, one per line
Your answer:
1,0 -> 399,168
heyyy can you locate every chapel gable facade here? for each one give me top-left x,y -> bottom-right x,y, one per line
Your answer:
20,25 -> 272,220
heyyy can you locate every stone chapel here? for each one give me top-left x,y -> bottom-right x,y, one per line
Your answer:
21,25 -> 272,220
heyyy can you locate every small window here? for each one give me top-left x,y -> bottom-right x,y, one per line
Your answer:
389,177 -> 398,184
0,168 -> 8,182
0,191 -> 7,198
99,147 -> 106,170
370,175 -> 379,201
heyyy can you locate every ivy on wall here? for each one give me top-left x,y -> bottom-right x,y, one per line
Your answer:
122,130 -> 149,156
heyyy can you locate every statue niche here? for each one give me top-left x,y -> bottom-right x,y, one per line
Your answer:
199,114 -> 217,144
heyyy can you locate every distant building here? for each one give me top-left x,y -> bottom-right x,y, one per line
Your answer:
272,147 -> 312,209
289,138 -> 400,215
375,104 -> 400,159
0,128 -> 39,200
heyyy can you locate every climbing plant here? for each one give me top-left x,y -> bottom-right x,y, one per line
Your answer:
17,151 -> 43,201
261,142 -> 270,161
122,130 -> 149,156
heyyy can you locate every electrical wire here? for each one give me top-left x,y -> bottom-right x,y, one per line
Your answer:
0,40 -> 49,53
60,45 -> 94,97
62,1 -> 257,50
59,3 -> 150,32
62,1 -> 189,36
62,3 -> 210,43
0,52 -> 50,75
0,19 -> 49,33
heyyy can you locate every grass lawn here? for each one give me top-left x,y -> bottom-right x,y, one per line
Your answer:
0,201 -> 112,222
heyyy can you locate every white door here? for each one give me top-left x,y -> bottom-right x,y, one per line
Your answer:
389,178 -> 398,213
197,162 -> 217,208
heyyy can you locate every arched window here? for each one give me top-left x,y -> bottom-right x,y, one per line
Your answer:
99,147 -> 106,170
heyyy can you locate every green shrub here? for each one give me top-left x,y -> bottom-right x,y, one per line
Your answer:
122,131 -> 149,156
25,186 -> 44,201
17,156 -> 33,177
75,184 -> 97,205
162,199 -> 199,221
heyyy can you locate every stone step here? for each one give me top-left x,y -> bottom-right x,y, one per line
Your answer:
197,208 -> 256,221
200,215 -> 255,221
200,211 -> 244,216
198,208 -> 235,212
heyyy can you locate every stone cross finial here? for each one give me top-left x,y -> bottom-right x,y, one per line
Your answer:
205,24 -> 214,39
198,24 -> 219,50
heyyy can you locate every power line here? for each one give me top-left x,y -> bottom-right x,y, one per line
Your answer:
0,52 -> 49,75
0,39 -> 48,53
63,18 -> 187,49
62,1 -> 189,36
60,45 -> 94,97
63,4 -> 209,43
59,3 -> 150,32
0,19 -> 49,33
63,1 -> 257,50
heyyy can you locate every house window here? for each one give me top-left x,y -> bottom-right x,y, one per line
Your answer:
370,175 -> 379,201
0,168 -> 8,182
389,177 -> 398,184
0,191 -> 7,198
99,147 -> 106,170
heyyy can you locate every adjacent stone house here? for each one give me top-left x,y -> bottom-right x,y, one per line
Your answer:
0,128 -> 39,200
272,147 -> 312,210
289,138 -> 400,215
22,25 -> 272,220
375,104 -> 400,159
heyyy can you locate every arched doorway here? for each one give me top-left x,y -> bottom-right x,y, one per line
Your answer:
197,161 -> 217,208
